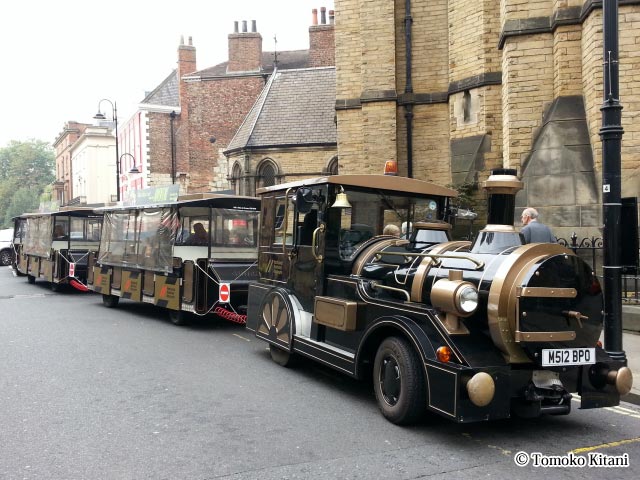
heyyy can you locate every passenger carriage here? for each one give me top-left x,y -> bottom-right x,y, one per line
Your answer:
247,172 -> 633,424
87,193 -> 260,325
14,208 -> 103,291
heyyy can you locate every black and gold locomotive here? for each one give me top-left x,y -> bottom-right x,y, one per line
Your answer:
247,170 -> 633,424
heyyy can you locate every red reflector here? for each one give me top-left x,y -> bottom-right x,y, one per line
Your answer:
596,340 -> 603,348
436,346 -> 452,363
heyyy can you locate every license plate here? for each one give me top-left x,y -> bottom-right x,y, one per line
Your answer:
541,348 -> 596,366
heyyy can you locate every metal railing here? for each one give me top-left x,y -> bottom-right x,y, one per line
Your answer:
557,233 -> 639,305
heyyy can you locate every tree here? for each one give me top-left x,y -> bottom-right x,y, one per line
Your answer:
3,187 -> 40,226
0,140 -> 54,228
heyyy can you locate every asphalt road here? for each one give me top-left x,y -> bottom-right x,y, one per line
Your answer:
1,266 -> 639,480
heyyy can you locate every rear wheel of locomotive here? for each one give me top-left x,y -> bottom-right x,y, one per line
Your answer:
102,294 -> 119,308
27,274 -> 36,284
373,336 -> 426,425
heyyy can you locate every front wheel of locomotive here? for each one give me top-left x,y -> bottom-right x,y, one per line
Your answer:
269,344 -> 297,367
373,336 -> 426,425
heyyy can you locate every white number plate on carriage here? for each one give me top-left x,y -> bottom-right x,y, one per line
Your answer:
541,348 -> 596,366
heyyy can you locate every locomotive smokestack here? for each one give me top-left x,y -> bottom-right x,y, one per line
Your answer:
483,168 -> 523,226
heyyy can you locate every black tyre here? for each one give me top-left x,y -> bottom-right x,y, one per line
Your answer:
50,282 -> 62,292
269,344 -> 296,367
0,249 -> 13,266
102,294 -> 119,308
27,274 -> 36,284
169,309 -> 188,326
373,336 -> 426,425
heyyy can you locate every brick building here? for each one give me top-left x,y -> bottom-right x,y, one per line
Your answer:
334,0 -> 640,238
52,121 -> 91,205
224,66 -> 337,196
128,7 -> 335,196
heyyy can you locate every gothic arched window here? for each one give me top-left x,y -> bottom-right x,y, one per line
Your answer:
324,156 -> 339,175
257,159 -> 278,190
230,162 -> 243,196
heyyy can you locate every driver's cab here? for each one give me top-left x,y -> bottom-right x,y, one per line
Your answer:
256,175 -> 456,313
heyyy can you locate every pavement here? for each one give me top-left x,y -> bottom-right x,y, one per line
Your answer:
622,304 -> 640,403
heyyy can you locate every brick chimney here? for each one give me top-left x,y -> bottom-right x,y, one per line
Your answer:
309,7 -> 335,67
177,35 -> 196,112
228,20 -> 263,72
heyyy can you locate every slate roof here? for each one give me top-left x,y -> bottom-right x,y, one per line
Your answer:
140,69 -> 179,106
188,50 -> 309,78
225,67 -> 336,153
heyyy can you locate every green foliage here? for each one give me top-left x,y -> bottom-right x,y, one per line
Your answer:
446,181 -> 477,210
0,140 -> 54,228
3,187 -> 40,226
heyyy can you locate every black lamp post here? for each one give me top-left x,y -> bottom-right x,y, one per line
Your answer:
93,99 -> 120,201
600,0 -> 626,363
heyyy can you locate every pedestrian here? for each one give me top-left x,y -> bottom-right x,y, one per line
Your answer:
520,207 -> 556,243
383,224 -> 400,237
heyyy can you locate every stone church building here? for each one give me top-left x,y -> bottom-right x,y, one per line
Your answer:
333,0 -> 640,238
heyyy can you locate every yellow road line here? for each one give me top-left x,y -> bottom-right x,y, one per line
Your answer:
571,437 -> 640,454
232,333 -> 251,342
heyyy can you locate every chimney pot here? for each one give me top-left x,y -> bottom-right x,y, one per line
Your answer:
188,36 -> 193,46
320,7 -> 326,25
329,10 -> 335,25
312,8 -> 318,26
234,21 -> 239,33
180,34 -> 185,45
242,20 -> 247,33
251,20 -> 257,32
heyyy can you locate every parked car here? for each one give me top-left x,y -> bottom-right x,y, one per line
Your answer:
0,228 -> 14,266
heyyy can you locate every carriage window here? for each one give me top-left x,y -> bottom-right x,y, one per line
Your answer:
328,188 -> 444,260
88,218 -> 102,241
176,217 -> 210,246
53,218 -> 69,240
70,218 -> 85,240
273,197 -> 294,246
24,216 -> 53,257
212,209 -> 259,247
99,208 -> 177,273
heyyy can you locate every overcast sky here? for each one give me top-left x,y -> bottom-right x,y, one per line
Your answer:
0,0 -> 335,148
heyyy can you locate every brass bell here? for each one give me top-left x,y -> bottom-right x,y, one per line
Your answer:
331,186 -> 352,208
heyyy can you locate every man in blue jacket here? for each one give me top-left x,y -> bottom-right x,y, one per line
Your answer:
521,207 -> 556,243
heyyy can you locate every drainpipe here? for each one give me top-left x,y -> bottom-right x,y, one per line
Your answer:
169,111 -> 177,184
404,0 -> 414,178
600,0 -> 626,362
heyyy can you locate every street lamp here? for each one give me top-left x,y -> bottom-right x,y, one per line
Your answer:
118,153 -> 141,200
93,99 -> 120,201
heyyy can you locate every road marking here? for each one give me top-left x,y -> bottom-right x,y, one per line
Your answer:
572,394 -> 640,419
570,437 -> 640,454
462,433 -> 511,456
232,333 -> 251,342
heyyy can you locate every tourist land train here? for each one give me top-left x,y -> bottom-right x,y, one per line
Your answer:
10,171 -> 634,424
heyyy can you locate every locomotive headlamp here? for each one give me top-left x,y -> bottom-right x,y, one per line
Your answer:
431,279 -> 479,317
458,285 -> 479,314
